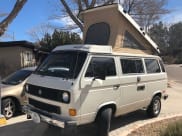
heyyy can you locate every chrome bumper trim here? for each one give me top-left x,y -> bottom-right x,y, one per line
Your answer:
23,105 -> 76,128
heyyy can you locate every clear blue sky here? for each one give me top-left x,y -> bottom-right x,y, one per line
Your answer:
0,0 -> 182,41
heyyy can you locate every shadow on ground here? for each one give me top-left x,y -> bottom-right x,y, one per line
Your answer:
0,110 -> 149,136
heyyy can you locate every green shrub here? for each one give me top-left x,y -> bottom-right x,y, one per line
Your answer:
160,121 -> 182,136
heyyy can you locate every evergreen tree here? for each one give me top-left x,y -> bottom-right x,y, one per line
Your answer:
149,22 -> 169,54
39,30 -> 82,51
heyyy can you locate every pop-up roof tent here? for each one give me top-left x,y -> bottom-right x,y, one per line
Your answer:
80,4 -> 160,55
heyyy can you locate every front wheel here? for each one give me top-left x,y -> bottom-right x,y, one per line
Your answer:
2,98 -> 16,119
147,96 -> 161,118
97,108 -> 112,136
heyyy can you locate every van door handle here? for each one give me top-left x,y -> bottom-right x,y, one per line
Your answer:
113,85 -> 120,90
137,85 -> 145,91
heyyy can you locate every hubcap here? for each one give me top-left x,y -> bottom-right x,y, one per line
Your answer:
3,100 -> 15,118
153,99 -> 160,115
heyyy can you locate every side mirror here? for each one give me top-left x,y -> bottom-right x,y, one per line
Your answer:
93,75 -> 106,81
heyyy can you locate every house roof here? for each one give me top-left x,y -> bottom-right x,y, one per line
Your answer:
0,40 -> 35,49
80,4 -> 160,54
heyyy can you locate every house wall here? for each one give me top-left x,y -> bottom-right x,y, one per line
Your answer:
0,47 -> 35,78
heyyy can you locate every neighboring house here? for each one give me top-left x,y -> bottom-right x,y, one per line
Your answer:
80,4 -> 159,55
0,41 -> 36,78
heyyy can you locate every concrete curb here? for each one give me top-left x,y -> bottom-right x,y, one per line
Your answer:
119,113 -> 182,136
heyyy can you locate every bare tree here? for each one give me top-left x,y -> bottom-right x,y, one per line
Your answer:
123,0 -> 169,31
0,32 -> 15,41
55,0 -> 168,32
27,23 -> 54,42
0,0 -> 27,36
56,0 -> 116,31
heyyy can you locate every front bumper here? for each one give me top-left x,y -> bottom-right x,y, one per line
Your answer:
23,105 -> 77,128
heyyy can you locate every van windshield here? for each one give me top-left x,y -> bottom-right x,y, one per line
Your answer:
35,51 -> 87,79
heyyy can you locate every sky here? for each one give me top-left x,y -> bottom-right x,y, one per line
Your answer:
0,0 -> 182,41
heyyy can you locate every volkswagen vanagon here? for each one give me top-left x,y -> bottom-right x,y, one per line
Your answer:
24,45 -> 168,136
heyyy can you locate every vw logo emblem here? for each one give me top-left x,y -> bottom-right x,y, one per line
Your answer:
38,89 -> 42,95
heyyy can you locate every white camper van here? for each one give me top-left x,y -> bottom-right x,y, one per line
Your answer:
24,45 -> 168,136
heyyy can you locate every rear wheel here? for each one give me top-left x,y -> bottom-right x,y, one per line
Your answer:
147,96 -> 161,118
2,98 -> 16,119
97,108 -> 112,136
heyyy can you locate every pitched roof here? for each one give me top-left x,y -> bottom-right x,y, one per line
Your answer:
0,40 -> 35,49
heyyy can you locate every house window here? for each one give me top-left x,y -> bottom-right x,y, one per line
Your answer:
145,59 -> 161,73
22,51 -> 35,67
84,22 -> 110,45
120,58 -> 144,74
123,31 -> 146,50
85,57 -> 116,77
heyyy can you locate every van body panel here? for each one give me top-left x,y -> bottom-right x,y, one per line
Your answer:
79,55 -> 120,124
27,74 -> 74,91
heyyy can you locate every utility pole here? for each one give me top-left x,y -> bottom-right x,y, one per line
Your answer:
0,76 -> 6,125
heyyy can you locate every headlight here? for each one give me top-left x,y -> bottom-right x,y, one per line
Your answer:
25,84 -> 29,92
62,92 -> 69,103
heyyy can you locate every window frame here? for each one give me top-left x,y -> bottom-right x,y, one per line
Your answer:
120,57 -> 145,76
84,22 -> 110,45
144,58 -> 161,74
159,59 -> 166,72
123,31 -> 146,50
84,55 -> 117,79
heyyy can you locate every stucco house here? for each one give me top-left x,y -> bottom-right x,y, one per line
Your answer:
0,41 -> 36,78
80,4 -> 159,55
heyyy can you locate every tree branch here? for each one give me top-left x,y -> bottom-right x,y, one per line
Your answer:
83,0 -> 89,8
0,0 -> 27,36
77,0 -> 83,11
102,0 -> 115,5
89,0 -> 96,8
60,0 -> 83,31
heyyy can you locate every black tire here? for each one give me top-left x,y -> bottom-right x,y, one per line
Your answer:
147,96 -> 161,118
97,108 -> 112,136
1,98 -> 16,119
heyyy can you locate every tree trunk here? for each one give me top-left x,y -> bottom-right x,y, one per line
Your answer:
0,0 -> 27,36
60,0 -> 84,31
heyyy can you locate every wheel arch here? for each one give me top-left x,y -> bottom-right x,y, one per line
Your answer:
2,96 -> 21,111
95,102 -> 117,122
152,91 -> 162,99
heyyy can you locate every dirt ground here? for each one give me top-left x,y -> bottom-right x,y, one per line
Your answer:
128,117 -> 182,136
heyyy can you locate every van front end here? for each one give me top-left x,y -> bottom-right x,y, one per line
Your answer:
23,80 -> 79,129
23,48 -> 88,130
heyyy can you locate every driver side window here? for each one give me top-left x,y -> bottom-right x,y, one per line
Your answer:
85,57 -> 116,77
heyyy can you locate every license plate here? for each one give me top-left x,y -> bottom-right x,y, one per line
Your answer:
31,112 -> 40,124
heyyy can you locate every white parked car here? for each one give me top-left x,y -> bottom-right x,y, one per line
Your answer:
24,45 -> 168,136
1,67 -> 36,119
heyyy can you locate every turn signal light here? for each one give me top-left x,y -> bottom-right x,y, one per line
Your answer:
69,109 -> 77,116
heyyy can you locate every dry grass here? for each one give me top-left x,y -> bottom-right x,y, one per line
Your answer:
128,117 -> 182,136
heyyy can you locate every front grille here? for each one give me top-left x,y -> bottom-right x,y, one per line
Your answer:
26,84 -> 70,103
29,98 -> 61,114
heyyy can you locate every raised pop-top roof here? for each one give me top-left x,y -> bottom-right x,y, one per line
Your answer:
80,4 -> 160,54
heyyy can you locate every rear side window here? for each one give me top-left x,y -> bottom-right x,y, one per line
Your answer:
145,59 -> 161,73
85,57 -> 116,77
120,58 -> 144,74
